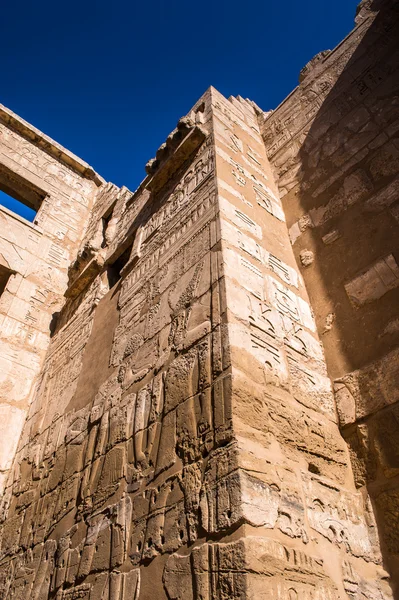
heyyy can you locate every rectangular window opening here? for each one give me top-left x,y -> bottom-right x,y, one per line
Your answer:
107,244 -> 133,288
0,164 -> 46,223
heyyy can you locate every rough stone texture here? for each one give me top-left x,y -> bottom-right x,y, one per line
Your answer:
261,0 -> 399,594
0,106 -> 102,493
0,2 -> 397,598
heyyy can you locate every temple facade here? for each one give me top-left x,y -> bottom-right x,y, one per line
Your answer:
0,1 -> 398,598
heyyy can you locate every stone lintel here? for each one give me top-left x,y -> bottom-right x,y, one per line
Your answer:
0,103 -> 104,186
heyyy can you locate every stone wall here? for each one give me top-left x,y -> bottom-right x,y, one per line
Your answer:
261,0 -> 399,594
0,105 -> 102,495
0,86 -> 394,599
211,88 -> 391,599
0,93 -> 225,599
0,2 -> 398,594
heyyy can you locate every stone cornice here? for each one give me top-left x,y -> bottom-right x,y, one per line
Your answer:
0,103 -> 105,186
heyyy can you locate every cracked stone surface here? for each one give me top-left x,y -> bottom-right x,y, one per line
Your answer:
0,2 -> 398,598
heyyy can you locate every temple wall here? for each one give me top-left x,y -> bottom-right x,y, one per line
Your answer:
210,88 -> 391,598
0,86 -> 394,599
260,0 -> 399,593
0,106 -> 101,494
0,2 -> 398,592
0,92 -> 227,599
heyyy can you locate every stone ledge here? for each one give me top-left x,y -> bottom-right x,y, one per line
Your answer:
0,104 -> 105,186
147,125 -> 207,194
65,255 -> 105,299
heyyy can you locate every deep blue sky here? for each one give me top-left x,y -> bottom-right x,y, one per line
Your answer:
1,0 -> 358,220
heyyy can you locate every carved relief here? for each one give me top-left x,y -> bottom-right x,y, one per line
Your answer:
0,77 -> 395,600
164,536 -> 338,600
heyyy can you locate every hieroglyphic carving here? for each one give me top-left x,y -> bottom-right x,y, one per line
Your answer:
0,78 -> 395,600
264,275 -> 316,332
245,295 -> 288,383
302,473 -> 381,561
164,536 -> 338,600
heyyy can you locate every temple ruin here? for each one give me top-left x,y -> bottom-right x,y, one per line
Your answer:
0,0 -> 398,597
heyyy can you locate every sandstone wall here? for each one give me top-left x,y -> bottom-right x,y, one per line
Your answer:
0,87 -> 394,599
0,105 -> 102,495
211,88 -> 391,598
0,93 -> 225,599
261,0 -> 399,593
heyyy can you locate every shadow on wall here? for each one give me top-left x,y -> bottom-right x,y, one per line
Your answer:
296,0 -> 399,376
286,0 -> 399,594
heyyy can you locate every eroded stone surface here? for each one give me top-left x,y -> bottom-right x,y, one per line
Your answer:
261,0 -> 399,593
0,3 -> 397,597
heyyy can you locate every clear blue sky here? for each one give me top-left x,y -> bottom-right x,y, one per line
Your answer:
1,0 -> 358,220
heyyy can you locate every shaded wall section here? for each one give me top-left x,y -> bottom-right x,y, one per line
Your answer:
261,0 -> 399,593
